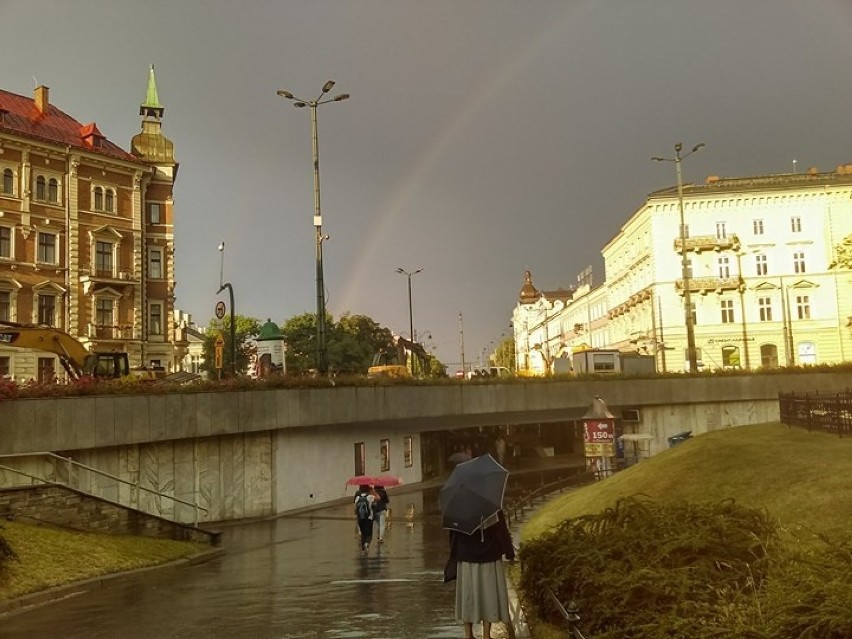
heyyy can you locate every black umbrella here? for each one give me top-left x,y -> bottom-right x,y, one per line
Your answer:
439,453 -> 509,535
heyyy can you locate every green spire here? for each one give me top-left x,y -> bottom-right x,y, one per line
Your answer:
143,64 -> 161,108
139,64 -> 164,120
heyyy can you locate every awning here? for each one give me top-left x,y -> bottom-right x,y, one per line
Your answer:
619,433 -> 654,442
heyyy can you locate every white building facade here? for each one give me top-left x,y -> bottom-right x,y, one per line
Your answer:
514,166 -> 852,374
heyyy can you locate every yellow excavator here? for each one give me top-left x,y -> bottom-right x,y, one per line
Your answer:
0,321 -> 134,381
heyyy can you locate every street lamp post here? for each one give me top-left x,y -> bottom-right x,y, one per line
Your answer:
396,267 -> 423,343
217,242 -> 237,376
653,142 -> 705,373
277,81 -> 350,375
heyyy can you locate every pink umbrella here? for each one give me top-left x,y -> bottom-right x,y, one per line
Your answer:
345,474 -> 403,488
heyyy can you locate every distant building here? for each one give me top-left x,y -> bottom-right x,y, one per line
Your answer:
513,166 -> 852,374
0,67 -> 184,381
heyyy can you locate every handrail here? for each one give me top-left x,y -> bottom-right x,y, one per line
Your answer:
504,470 -> 594,525
547,589 -> 587,639
0,451 -> 208,526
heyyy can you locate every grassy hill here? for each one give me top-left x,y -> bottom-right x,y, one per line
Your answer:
518,422 -> 852,638
523,422 -> 852,543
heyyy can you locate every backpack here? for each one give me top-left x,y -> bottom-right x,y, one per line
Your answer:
355,494 -> 371,521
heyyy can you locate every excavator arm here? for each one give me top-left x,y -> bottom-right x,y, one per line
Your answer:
0,321 -> 129,380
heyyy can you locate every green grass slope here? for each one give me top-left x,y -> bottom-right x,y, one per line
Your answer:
523,422 -> 852,544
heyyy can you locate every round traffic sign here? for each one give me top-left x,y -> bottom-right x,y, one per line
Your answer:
215,300 -> 226,319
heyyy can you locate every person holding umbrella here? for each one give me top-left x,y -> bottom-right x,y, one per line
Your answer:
353,484 -> 376,552
440,454 -> 515,639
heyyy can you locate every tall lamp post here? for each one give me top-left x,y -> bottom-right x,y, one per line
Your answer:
217,242 -> 236,376
653,142 -> 705,373
396,267 -> 423,343
277,81 -> 350,375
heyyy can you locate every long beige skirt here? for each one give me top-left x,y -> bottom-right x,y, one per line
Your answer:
454,560 -> 511,623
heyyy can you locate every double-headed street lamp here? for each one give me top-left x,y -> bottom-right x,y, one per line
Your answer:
653,142 -> 705,373
277,81 -> 350,375
396,267 -> 423,343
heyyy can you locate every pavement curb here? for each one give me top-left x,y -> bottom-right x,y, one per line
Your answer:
0,546 -> 225,619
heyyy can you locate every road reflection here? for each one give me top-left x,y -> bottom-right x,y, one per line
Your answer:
2,487 -> 465,638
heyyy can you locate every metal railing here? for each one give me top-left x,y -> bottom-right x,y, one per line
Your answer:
547,590 -> 588,639
779,389 -> 852,437
0,451 -> 207,526
504,470 -> 594,526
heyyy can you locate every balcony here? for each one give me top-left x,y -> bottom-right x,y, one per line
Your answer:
87,324 -> 140,340
676,277 -> 743,295
80,270 -> 137,294
674,234 -> 740,254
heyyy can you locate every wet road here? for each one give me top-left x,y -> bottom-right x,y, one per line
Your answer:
2,486 -> 475,639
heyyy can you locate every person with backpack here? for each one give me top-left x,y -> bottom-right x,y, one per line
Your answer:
353,485 -> 375,552
372,486 -> 390,543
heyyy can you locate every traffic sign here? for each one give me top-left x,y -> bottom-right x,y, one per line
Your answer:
215,331 -> 225,347
215,300 -> 226,320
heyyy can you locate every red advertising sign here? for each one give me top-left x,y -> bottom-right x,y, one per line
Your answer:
583,420 -> 615,457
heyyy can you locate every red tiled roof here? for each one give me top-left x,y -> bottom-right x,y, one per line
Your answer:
0,89 -> 140,163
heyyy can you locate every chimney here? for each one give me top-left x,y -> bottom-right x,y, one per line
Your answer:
34,86 -> 50,114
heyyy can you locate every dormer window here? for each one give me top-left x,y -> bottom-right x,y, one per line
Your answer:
80,122 -> 105,149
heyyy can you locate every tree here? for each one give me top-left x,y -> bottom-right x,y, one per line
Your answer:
329,313 -> 395,374
494,336 -> 516,372
201,315 -> 262,378
279,313 -> 320,374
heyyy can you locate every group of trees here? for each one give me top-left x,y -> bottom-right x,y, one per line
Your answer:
199,312 -> 447,378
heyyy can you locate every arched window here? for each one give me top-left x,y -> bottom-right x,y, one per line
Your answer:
93,186 -> 103,210
105,188 -> 114,213
36,175 -> 46,201
48,178 -> 59,204
721,346 -> 740,368
760,344 -> 778,369
2,169 -> 12,195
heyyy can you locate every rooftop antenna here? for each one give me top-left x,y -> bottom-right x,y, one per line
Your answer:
32,76 -> 38,88
792,159 -> 797,174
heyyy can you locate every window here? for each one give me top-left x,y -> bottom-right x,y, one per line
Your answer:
0,225 -> 10,258
404,436 -> 413,468
721,299 -> 734,323
95,241 -> 114,276
0,290 -> 9,322
96,298 -> 114,327
36,175 -> 46,201
796,295 -> 810,320
380,439 -> 390,472
679,223 -> 690,239
149,302 -> 163,335
37,357 -> 56,383
758,297 -> 773,321
685,257 -> 693,278
592,353 -> 616,372
716,222 -> 727,239
753,219 -> 764,235
760,344 -> 778,369
0,356 -> 10,379
791,216 -> 801,232
37,232 -> 57,264
38,294 -> 56,326
48,178 -> 58,204
149,202 -> 161,224
354,442 -> 365,475
718,256 -> 730,278
688,301 -> 697,326
104,188 -> 114,213
721,345 -> 740,368
755,254 -> 767,276
793,251 -> 806,274
93,187 -> 103,210
2,168 -> 13,195
148,247 -> 163,279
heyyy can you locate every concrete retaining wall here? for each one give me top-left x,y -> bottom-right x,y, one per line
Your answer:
0,484 -> 218,543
